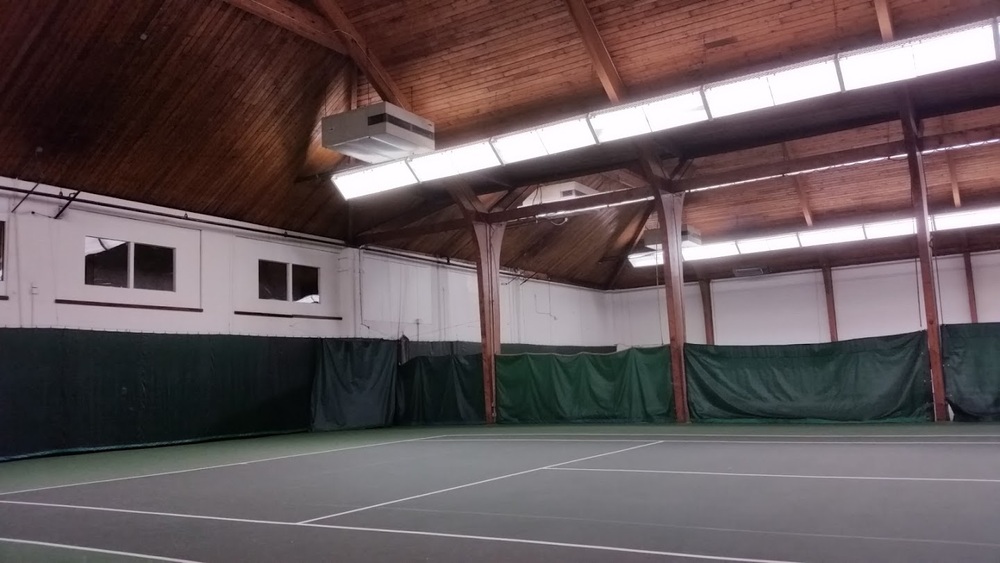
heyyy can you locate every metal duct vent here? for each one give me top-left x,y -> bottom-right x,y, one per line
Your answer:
322,102 -> 436,163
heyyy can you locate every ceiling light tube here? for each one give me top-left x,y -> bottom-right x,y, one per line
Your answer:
332,161 -> 418,200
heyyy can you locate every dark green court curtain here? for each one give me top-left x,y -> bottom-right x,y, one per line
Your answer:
496,347 -> 673,423
400,340 -> 615,362
310,339 -> 398,431
942,323 -> 1000,421
396,354 -> 484,425
685,332 -> 932,422
0,329 -> 317,461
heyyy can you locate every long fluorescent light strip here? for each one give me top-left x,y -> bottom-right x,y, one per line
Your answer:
628,204 -> 1000,265
333,19 -> 1000,199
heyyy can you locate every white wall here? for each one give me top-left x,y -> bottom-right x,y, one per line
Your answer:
0,178 -> 610,345
712,271 -> 828,345
606,284 -> 705,347
972,252 -> 1000,322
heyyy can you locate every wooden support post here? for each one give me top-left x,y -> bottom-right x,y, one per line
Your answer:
651,192 -> 689,423
699,279 -> 715,345
822,266 -> 839,342
964,252 -> 979,323
901,108 -> 949,422
472,221 -> 505,424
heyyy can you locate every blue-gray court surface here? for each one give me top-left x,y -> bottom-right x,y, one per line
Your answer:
2,424 -> 1000,562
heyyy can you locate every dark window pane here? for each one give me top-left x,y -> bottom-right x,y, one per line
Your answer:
292,265 -> 320,304
0,221 -> 5,281
134,244 -> 175,291
259,260 -> 287,300
85,237 -> 128,288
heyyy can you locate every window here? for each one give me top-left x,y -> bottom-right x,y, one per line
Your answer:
0,221 -> 5,282
258,260 -> 288,300
85,237 -> 175,291
258,260 -> 320,304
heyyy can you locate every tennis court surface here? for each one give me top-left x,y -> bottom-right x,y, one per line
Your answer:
3,424 -> 1000,562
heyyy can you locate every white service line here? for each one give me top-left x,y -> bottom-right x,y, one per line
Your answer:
431,433 -> 1000,439
298,440 -> 664,524
0,537 -> 203,562
0,436 -> 444,497
0,500 -> 799,563
428,438 -> 657,443
437,439 -> 1000,446
547,467 -> 1000,483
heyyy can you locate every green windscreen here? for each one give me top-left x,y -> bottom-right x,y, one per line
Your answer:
396,354 -> 485,425
942,323 -> 1000,421
311,339 -> 399,431
496,347 -> 673,423
685,332 -> 932,422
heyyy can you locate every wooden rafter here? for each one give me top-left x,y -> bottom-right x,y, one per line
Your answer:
221,0 -> 347,54
781,143 -> 814,226
873,0 -> 895,42
946,151 -> 962,207
603,204 -> 654,289
563,0 -> 627,103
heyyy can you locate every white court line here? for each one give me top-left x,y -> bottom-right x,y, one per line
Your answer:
0,436 -> 444,497
0,500 -> 799,563
431,432 -> 1000,439
298,440 -> 664,524
0,537 -> 203,562
428,438 -> 656,443
433,438 -> 1000,445
548,467 -> 1000,483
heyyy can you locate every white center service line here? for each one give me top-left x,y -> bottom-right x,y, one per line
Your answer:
298,441 -> 664,524
547,467 -> 1000,483
0,436 -> 445,497
0,537 -> 203,562
0,500 -> 800,563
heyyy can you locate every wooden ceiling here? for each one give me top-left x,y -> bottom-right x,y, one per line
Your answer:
2,0 -> 999,288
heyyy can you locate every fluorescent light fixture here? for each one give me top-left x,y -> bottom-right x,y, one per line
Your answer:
839,43 -> 916,90
767,59 -> 842,105
863,218 -> 916,239
704,76 -> 773,118
408,142 -> 500,181
798,225 -> 866,247
535,118 -> 596,154
736,234 -> 800,255
912,23 -> 996,76
628,250 -> 663,268
642,91 -> 709,131
932,206 -> 1000,231
491,131 -> 547,164
589,105 -> 651,142
682,242 -> 740,261
332,161 -> 418,200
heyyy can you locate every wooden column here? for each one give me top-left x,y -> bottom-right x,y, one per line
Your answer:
652,192 -> 689,423
699,279 -> 715,345
472,221 -> 505,424
901,110 -> 949,422
964,252 -> 979,323
822,266 -> 839,342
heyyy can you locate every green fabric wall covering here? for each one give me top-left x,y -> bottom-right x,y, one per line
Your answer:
942,323 -> 1000,421
685,332 -> 932,422
496,347 -> 673,423
399,340 -> 616,362
396,354 -> 485,425
0,329 -> 316,461
310,339 -> 399,431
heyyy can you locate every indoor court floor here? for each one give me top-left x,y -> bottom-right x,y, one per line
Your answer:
2,425 -> 1000,562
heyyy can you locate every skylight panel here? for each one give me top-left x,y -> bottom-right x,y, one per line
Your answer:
628,250 -> 662,268
912,23 -> 996,76
838,43 -> 916,90
704,76 -> 773,118
641,91 -> 709,131
408,142 -> 500,182
589,105 -> 651,143
736,234 -> 801,255
491,131 -> 548,164
798,225 -> 866,247
767,59 -> 842,105
535,118 -> 596,154
332,161 -> 418,200
681,242 -> 740,261
863,218 -> 916,239
932,206 -> 1000,231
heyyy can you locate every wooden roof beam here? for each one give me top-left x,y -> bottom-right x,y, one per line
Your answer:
946,152 -> 962,207
563,0 -> 627,103
220,0 -> 347,54
873,0 -> 896,42
782,144 -> 814,226
312,0 -> 410,109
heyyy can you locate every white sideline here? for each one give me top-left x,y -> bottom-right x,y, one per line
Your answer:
298,440 -> 664,523
0,500 -> 800,563
0,537 -> 203,562
547,467 -> 1000,483
0,436 -> 444,497
431,433 -> 1000,439
434,438 -> 1000,445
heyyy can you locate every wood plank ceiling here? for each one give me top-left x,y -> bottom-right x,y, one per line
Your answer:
1,0 -> 999,288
